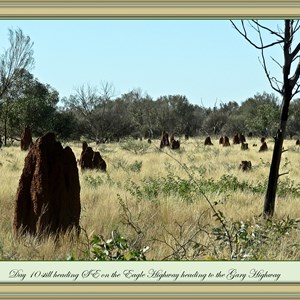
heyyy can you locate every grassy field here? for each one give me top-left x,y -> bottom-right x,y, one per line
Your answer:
1,136 -> 300,261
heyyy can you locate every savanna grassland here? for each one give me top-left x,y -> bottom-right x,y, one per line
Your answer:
1,136 -> 300,261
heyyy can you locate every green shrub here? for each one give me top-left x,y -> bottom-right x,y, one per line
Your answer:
129,160 -> 143,173
87,231 -> 148,261
84,175 -> 104,188
212,215 -> 300,260
120,138 -> 150,154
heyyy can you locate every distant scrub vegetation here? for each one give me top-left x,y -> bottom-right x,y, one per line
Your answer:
2,72 -> 300,145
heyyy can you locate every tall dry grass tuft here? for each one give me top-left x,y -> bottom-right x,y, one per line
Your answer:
1,136 -> 300,260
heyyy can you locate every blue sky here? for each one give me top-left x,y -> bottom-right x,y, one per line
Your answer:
0,20 -> 287,108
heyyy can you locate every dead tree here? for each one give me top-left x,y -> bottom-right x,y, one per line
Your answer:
231,20 -> 300,218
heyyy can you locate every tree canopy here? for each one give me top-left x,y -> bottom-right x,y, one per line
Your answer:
0,27 -> 299,143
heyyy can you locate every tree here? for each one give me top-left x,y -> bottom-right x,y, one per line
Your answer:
15,74 -> 59,135
217,101 -> 242,136
51,109 -> 79,140
202,109 -> 229,135
155,95 -> 194,135
231,20 -> 300,218
0,28 -> 34,145
238,92 -> 280,136
167,95 -> 195,134
188,104 -> 207,136
0,70 -> 59,140
63,82 -> 115,141
222,114 -> 247,136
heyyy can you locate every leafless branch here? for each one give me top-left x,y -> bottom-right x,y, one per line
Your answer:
292,54 -> 300,63
271,56 -> 283,69
153,216 -> 210,260
230,20 -> 284,50
119,198 -> 143,236
290,61 -> 300,88
74,84 -> 99,114
292,82 -> 300,98
234,20 -> 283,95
293,20 -> 300,33
99,81 -> 115,101
277,24 -> 284,35
258,52 -> 282,94
159,149 -> 234,256
270,76 -> 283,92
291,43 -> 300,60
256,22 -> 283,94
278,171 -> 289,177
251,20 -> 284,40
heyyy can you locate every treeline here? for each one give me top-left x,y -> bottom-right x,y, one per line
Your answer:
2,28 -> 300,145
59,86 -> 286,142
2,71 -> 300,144
58,90 -> 300,141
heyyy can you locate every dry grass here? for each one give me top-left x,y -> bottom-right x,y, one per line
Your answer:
1,136 -> 300,261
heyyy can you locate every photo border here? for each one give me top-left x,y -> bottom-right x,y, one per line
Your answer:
1,1 -> 300,299
1,0 -> 300,19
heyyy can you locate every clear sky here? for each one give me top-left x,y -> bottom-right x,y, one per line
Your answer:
0,19 -> 287,108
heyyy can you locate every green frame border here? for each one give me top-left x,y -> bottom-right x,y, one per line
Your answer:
1,2 -> 300,299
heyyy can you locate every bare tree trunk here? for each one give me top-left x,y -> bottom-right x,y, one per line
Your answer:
263,20 -> 293,218
263,116 -> 287,217
263,90 -> 292,217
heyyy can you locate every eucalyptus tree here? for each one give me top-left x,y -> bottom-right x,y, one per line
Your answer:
155,95 -> 194,135
0,28 -> 34,145
0,69 -> 59,140
238,92 -> 280,137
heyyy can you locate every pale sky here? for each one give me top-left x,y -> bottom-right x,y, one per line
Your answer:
0,20 -> 289,107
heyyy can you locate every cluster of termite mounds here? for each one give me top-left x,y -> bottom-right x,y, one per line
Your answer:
14,130 -> 109,237
13,132 -> 81,236
79,141 -> 107,172
12,124 -> 296,237
204,133 -> 272,172
219,135 -> 230,146
205,134 -> 249,149
232,133 -> 246,144
203,133 -> 273,153
160,131 -> 180,150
